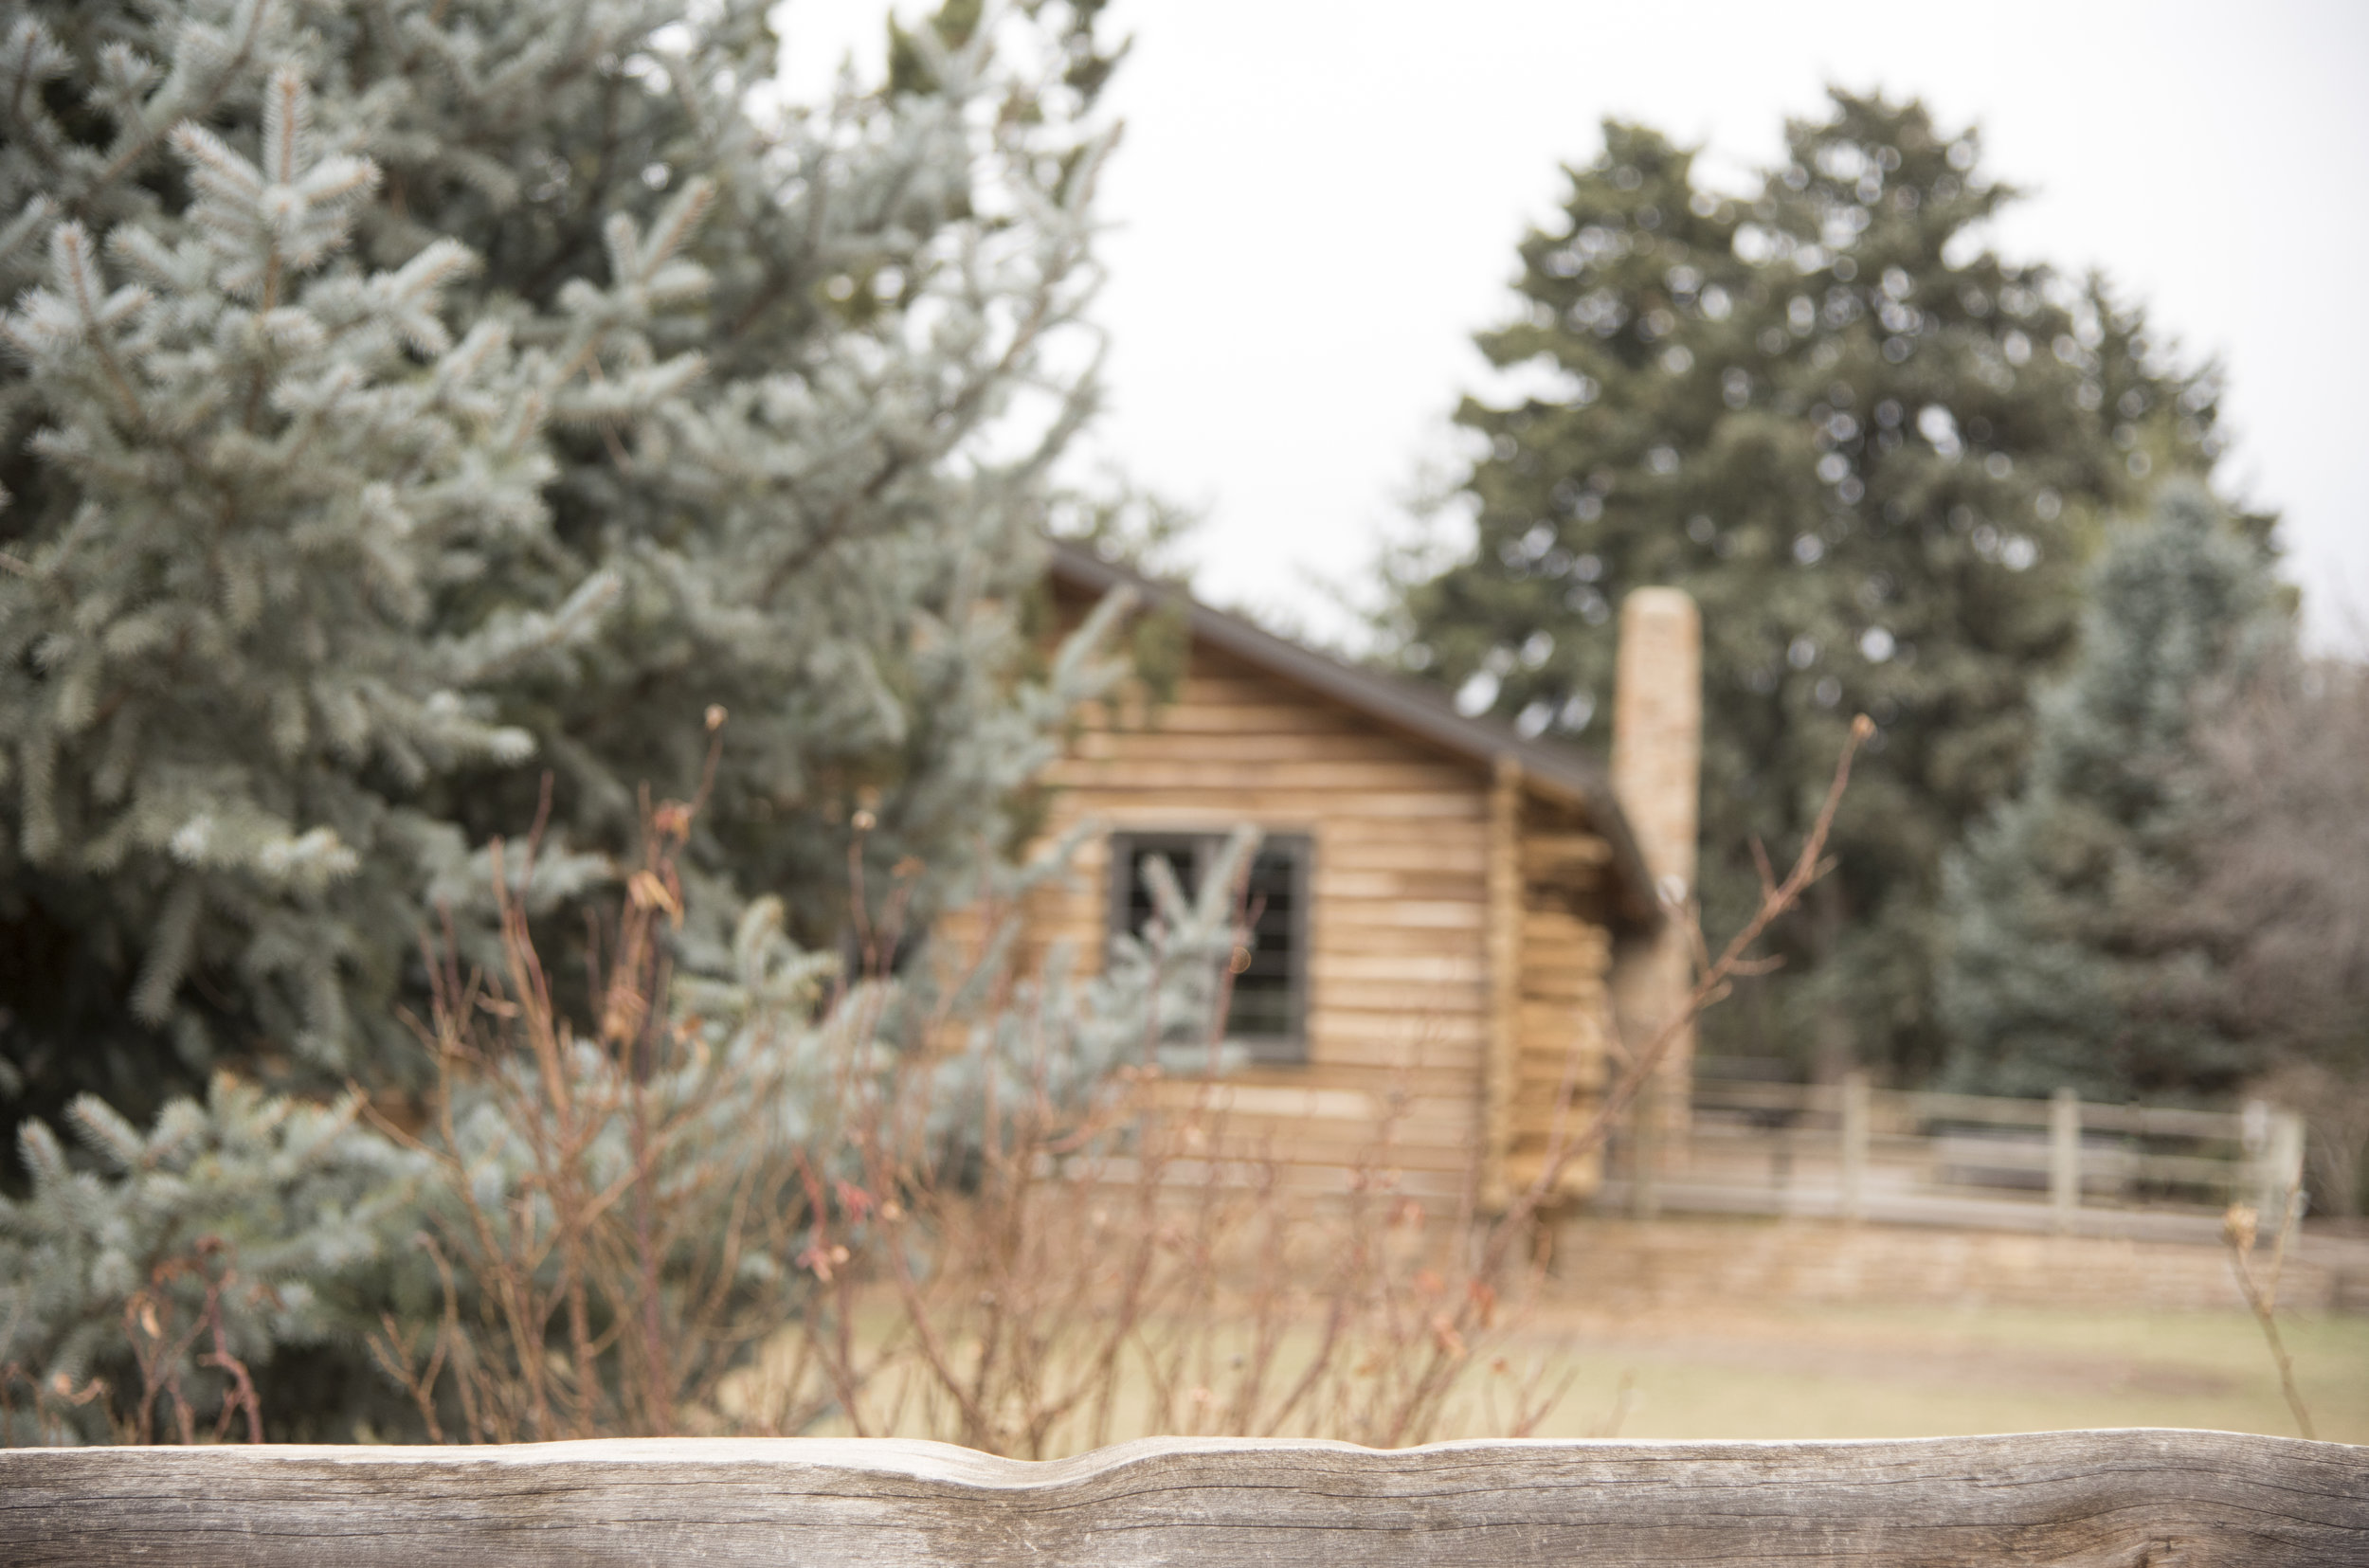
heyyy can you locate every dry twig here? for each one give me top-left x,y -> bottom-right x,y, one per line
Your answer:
2221,1191 -> 2317,1440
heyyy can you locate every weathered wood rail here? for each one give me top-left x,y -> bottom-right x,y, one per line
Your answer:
1616,1075 -> 2310,1242
4,1430 -> 2363,1565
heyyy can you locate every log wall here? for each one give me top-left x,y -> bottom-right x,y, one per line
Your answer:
1024,641 -> 1501,1196
1506,802 -> 1616,1201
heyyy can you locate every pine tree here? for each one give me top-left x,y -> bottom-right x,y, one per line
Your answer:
1387,91 -> 2247,1080
1937,482 -> 2282,1100
0,0 -> 1132,1130
0,0 -> 1261,1442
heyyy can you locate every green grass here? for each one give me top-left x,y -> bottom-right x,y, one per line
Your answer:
1508,1301 -> 2368,1443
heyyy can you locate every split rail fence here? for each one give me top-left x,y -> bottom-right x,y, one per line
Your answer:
1611,1074 -> 2309,1243
5,1430 -> 2366,1565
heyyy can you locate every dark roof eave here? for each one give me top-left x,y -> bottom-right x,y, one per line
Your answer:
1044,542 -> 1663,928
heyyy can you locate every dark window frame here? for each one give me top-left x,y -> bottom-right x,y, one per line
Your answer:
1106,830 -> 1313,1064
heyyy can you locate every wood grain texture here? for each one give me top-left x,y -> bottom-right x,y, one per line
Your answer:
4,1431 -> 2361,1567
1480,756 -> 1524,1211
1503,808 -> 1616,1200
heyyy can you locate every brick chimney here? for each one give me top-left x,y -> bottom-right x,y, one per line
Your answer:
1608,586 -> 1702,1200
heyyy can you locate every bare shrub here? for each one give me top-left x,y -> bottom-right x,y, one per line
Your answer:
2,1237 -> 262,1447
750,718 -> 1872,1453
367,790 -> 818,1440
358,712 -> 1868,1452
2185,657 -> 2369,1215
361,736 -> 1243,1444
2222,1195 -> 2316,1439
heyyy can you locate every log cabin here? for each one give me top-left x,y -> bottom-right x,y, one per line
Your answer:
1016,543 -> 1703,1210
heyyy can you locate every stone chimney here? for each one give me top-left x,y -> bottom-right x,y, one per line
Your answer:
1608,587 -> 1702,1201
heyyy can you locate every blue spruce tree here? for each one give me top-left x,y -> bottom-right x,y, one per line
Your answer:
0,0 -> 1136,1126
0,0 -> 1247,1444
1939,481 -> 2284,1099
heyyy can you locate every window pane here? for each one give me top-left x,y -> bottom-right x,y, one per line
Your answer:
1225,847 -> 1299,1039
1123,838 -> 1203,942
1110,833 -> 1308,1056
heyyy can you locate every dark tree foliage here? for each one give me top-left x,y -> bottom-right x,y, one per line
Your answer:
1389,91 -> 2251,1082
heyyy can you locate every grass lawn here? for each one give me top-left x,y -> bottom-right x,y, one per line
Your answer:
729,1293 -> 2364,1451
1503,1299 -> 2367,1444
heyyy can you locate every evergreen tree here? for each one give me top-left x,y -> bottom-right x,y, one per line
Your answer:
1387,91 -> 2247,1080
0,0 -> 1262,1442
0,0 -> 1130,1131
1937,482 -> 2282,1100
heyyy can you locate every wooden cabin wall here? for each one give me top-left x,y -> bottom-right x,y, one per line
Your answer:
1011,640 -> 1500,1200
1494,796 -> 1618,1204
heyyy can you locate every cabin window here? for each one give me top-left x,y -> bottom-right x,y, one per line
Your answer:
1108,832 -> 1311,1063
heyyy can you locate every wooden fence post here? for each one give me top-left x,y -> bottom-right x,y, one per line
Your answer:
2049,1087 -> 2081,1232
2270,1109 -> 2307,1239
1838,1072 -> 1869,1221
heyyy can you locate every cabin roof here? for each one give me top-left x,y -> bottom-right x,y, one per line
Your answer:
1046,542 -> 1662,927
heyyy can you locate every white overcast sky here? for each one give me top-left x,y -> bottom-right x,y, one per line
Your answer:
780,1 -> 2369,651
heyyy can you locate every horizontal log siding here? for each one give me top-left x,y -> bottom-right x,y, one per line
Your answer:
1502,795 -> 1616,1201
1030,648 -> 1496,1182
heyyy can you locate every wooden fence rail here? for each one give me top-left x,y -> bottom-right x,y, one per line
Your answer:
1614,1075 -> 2309,1241
5,1430 -> 2363,1565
